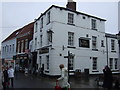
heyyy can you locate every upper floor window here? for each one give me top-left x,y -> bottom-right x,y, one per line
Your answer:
2,47 -> 4,53
12,44 -> 14,52
18,41 -> 20,53
68,32 -> 74,46
101,40 -> 104,47
21,40 -> 24,52
92,57 -> 97,70
92,36 -> 97,50
91,19 -> 97,30
47,12 -> 50,24
41,17 -> 43,29
111,39 -> 115,51
10,45 -> 11,52
25,39 -> 28,50
35,38 -> 37,49
35,22 -> 38,32
68,13 -> 74,24
47,30 -> 53,44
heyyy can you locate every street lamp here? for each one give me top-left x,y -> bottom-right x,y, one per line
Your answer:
116,31 -> 120,72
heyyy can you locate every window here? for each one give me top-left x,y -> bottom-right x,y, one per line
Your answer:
35,38 -> 37,49
92,57 -> 97,70
21,40 -> 24,52
115,58 -> 118,69
101,40 -> 104,47
25,39 -> 28,50
12,44 -> 14,52
68,32 -> 74,46
47,12 -> 50,24
109,58 -> 113,69
79,38 -> 90,48
46,55 -> 49,70
35,22 -> 38,32
111,40 -> 115,51
41,17 -> 43,29
47,30 -> 53,44
2,47 -> 4,54
92,36 -> 97,50
18,41 -> 20,53
10,45 -> 11,52
39,56 -> 42,68
69,55 -> 74,70
40,35 -> 42,47
91,19 -> 97,30
68,13 -> 74,24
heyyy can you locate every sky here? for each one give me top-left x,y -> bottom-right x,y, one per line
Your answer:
0,0 -> 120,49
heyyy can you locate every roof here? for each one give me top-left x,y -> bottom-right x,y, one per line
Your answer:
2,29 -> 22,43
36,5 -> 106,22
2,22 -> 34,43
17,22 -> 34,37
105,33 -> 117,39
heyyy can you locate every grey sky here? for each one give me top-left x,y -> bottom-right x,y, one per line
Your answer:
0,0 -> 119,49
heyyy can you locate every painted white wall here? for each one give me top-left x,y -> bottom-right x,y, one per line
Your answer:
1,38 -> 16,60
33,6 -> 119,75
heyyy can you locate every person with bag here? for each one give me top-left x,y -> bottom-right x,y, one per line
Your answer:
8,66 -> 14,88
56,64 -> 70,90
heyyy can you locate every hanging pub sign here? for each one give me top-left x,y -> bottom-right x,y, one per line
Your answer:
39,47 -> 49,54
79,38 -> 90,48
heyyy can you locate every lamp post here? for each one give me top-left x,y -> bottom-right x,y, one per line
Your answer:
116,31 -> 120,72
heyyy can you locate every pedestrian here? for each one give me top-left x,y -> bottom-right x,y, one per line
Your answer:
2,66 -> 9,90
103,65 -> 113,90
8,66 -> 14,88
15,63 -> 19,78
57,64 -> 70,90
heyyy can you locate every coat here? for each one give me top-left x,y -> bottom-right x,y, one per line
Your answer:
103,69 -> 113,88
57,68 -> 70,88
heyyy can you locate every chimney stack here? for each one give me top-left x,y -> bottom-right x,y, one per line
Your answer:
66,0 -> 76,11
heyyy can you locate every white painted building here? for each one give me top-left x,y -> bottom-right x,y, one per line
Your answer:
33,1 -> 119,76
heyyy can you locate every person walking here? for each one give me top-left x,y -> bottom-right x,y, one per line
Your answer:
57,64 -> 70,90
103,65 -> 113,90
8,66 -> 14,88
2,66 -> 9,90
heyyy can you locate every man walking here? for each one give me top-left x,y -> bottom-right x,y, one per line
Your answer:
8,66 -> 14,88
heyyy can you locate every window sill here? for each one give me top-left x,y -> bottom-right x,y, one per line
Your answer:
111,69 -> 119,72
91,28 -> 97,30
92,49 -> 98,51
67,46 -> 76,49
67,23 -> 75,26
92,70 -> 99,72
45,70 -> 49,73
111,51 -> 116,53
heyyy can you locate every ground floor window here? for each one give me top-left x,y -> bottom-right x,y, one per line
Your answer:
114,58 -> 118,69
92,57 -> 97,70
109,58 -> 113,69
46,55 -> 49,70
69,56 -> 74,70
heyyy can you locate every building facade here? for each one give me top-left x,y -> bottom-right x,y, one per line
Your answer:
33,1 -> 119,76
1,29 -> 22,66
16,22 -> 34,70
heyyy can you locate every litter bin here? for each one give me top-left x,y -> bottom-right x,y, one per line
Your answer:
75,69 -> 81,77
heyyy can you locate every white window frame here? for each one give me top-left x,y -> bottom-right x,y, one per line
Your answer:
109,58 -> 113,69
92,57 -> 97,70
21,40 -> 24,52
68,32 -> 74,46
92,36 -> 97,49
91,19 -> 97,30
25,39 -> 28,50
69,55 -> 74,70
18,41 -> 20,53
111,39 -> 115,51
46,55 -> 49,70
47,12 -> 50,24
68,13 -> 74,24
114,58 -> 118,69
